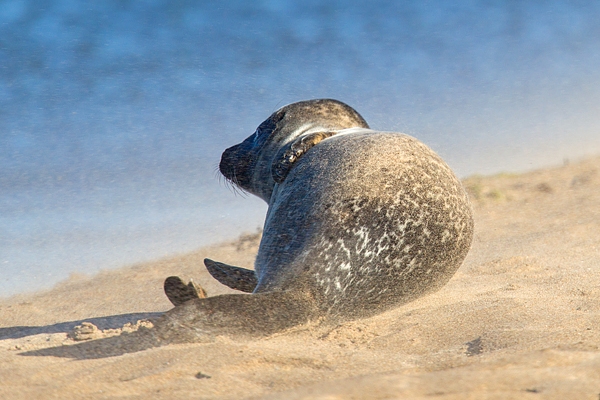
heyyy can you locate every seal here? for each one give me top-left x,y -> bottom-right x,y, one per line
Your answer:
154,99 -> 474,343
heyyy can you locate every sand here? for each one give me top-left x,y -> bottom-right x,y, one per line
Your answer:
1,156 -> 599,399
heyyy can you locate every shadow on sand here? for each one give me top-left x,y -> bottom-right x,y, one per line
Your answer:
19,329 -> 163,359
0,312 -> 163,340
1,312 -> 165,360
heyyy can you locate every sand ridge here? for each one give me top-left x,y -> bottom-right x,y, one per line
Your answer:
1,157 -> 599,399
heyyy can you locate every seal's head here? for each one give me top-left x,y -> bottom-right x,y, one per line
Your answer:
220,99 -> 369,202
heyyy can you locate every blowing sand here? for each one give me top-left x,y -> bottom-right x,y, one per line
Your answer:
1,156 -> 599,399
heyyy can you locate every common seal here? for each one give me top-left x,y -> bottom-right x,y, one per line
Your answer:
155,99 -> 474,343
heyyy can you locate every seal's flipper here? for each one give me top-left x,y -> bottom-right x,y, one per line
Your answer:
154,290 -> 317,343
271,131 -> 338,183
204,258 -> 258,293
164,276 -> 207,307
23,290 -> 318,358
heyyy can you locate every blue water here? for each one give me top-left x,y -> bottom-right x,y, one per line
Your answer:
1,0 -> 599,296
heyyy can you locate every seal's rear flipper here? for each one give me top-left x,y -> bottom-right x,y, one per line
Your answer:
155,290 -> 317,343
23,290 -> 318,358
204,258 -> 258,293
164,276 -> 207,307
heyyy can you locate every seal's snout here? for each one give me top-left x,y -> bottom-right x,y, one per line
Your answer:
219,145 -> 253,189
219,146 -> 236,180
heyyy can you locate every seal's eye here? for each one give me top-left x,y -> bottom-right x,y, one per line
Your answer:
254,117 -> 277,139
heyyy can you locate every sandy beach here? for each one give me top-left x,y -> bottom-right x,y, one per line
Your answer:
1,156 -> 599,399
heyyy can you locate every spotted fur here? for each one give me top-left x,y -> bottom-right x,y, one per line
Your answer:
218,99 -> 473,319
156,99 -> 473,343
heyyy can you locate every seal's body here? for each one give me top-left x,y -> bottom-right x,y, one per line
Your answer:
156,99 -> 473,342
252,130 -> 472,318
